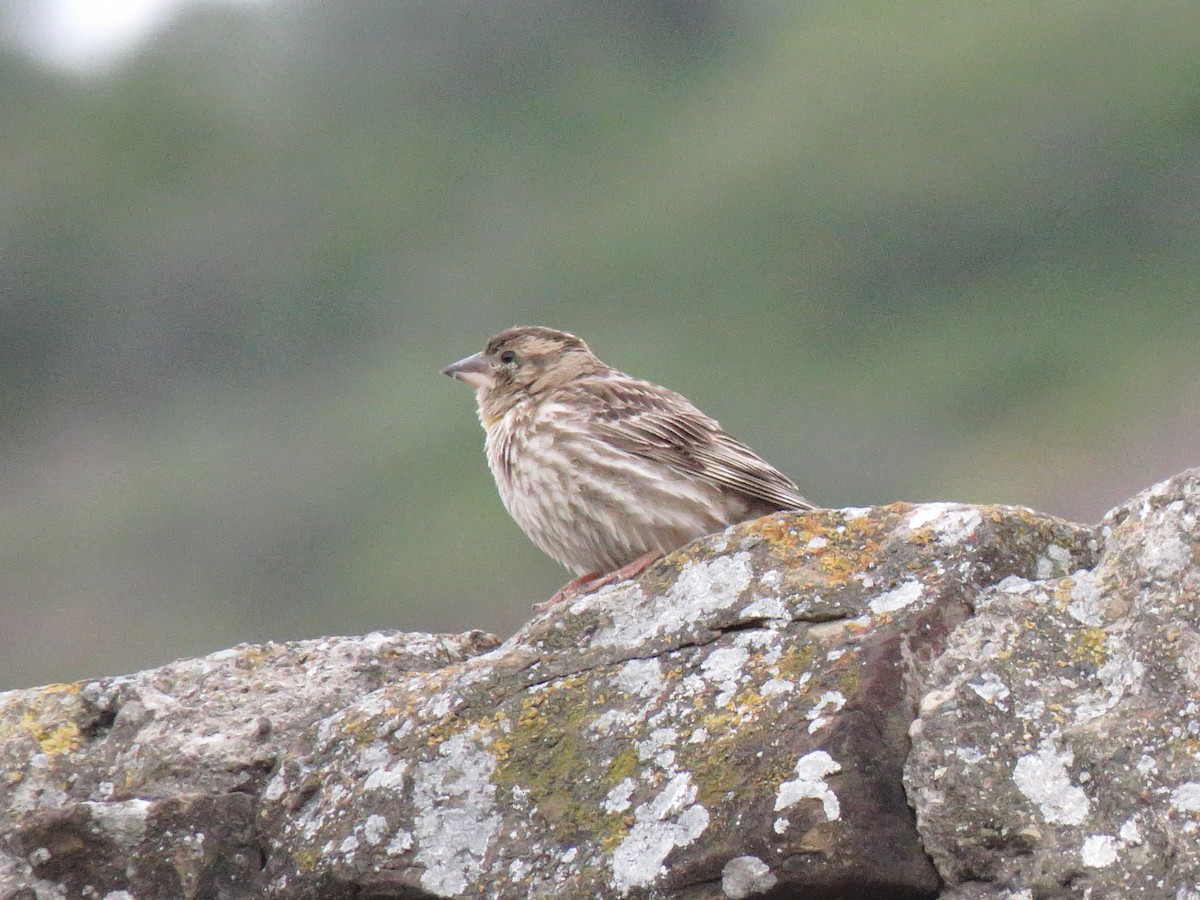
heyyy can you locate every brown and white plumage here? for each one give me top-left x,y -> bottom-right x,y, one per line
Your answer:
442,326 -> 813,595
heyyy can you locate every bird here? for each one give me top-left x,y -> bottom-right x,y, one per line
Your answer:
442,326 -> 814,604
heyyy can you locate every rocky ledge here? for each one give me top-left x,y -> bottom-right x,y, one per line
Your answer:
2,471 -> 1199,899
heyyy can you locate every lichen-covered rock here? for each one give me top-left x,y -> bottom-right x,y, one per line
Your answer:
17,469 -> 1200,900
0,630 -> 498,899
906,470 -> 1200,898
257,503 -> 1093,899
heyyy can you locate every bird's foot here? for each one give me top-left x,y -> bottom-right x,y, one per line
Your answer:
534,552 -> 663,611
535,573 -> 600,611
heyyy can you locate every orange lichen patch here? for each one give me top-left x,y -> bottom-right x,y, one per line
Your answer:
807,520 -> 886,584
815,548 -> 871,583
750,516 -> 810,555
479,712 -> 515,762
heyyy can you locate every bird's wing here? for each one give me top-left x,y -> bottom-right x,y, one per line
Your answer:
560,377 -> 814,511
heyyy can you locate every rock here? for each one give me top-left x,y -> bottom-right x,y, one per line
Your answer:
906,470 -> 1200,898
255,501 -> 1092,900
0,630 -> 499,898
2,472 -> 1198,899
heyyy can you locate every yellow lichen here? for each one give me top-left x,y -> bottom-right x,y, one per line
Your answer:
774,643 -> 818,683
236,645 -> 273,669
489,674 -> 607,841
19,710 -> 82,756
605,745 -> 638,784
1070,628 -> 1108,667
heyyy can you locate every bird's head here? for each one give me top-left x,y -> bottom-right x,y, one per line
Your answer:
442,326 -> 608,424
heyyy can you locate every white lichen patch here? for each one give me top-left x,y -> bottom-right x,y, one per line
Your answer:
701,646 -> 750,707
1016,697 -> 1045,721
594,553 -> 753,648
412,731 -> 501,895
590,709 -> 637,734
1066,571 -> 1104,625
761,678 -> 794,697
756,568 -> 783,591
1036,543 -> 1074,580
805,691 -> 846,733
82,799 -> 151,847
363,758 -> 409,793
1012,739 -> 1089,826
385,828 -> 413,856
636,728 -> 679,769
701,647 -> 750,682
616,658 -> 666,698
989,575 -> 1036,603
869,580 -> 925,616
362,814 -> 388,846
419,691 -> 461,719
956,746 -> 986,764
774,751 -> 841,821
356,742 -> 391,772
721,855 -> 777,898
1072,641 -> 1145,724
1170,782 -> 1200,813
1080,834 -> 1118,867
1119,817 -> 1142,844
905,503 -> 951,530
610,773 -> 710,894
907,504 -> 982,546
1141,530 -> 1191,579
731,627 -> 779,652
967,672 -> 1010,706
604,777 -> 637,814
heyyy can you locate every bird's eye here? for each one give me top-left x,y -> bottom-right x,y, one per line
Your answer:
499,350 -> 517,364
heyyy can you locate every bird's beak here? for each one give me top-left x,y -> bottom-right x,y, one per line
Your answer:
441,351 -> 492,389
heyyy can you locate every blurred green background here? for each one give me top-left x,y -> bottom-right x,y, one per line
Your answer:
1,0 -> 1197,689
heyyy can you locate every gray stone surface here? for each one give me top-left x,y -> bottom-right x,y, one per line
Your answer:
256,501 -> 1090,899
906,471 -> 1200,899
2,473 -> 1197,899
0,630 -> 498,899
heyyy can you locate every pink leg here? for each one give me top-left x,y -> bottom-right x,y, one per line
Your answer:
536,551 -> 663,610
